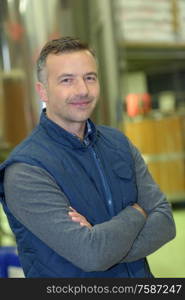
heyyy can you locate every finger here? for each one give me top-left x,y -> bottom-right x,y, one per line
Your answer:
70,215 -> 87,224
71,216 -> 83,222
69,206 -> 76,212
80,222 -> 92,229
80,222 -> 85,226
68,211 -> 82,218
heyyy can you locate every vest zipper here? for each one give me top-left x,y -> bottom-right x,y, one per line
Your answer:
91,146 -> 135,277
90,146 -> 114,217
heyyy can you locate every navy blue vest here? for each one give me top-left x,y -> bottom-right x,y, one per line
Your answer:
0,111 -> 152,277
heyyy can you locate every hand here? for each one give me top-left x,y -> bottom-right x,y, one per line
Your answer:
132,203 -> 147,218
68,207 -> 92,229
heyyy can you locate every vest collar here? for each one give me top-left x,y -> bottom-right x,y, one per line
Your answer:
39,109 -> 98,149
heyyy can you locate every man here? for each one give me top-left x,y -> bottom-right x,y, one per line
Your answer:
0,37 -> 176,278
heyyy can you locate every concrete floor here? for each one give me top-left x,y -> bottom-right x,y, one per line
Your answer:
148,208 -> 185,278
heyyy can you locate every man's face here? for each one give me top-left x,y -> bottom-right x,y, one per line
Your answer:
36,50 -> 100,129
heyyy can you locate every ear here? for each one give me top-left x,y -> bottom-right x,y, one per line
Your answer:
35,82 -> 48,103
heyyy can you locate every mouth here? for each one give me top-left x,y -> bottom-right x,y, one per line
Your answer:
69,100 -> 92,107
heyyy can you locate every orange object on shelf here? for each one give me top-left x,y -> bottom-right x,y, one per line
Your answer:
125,93 -> 151,117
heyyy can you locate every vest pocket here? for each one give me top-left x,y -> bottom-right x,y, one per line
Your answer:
112,161 -> 133,179
112,161 -> 137,207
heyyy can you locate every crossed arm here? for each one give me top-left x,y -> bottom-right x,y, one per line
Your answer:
3,142 -> 176,271
68,203 -> 147,229
69,140 -> 176,264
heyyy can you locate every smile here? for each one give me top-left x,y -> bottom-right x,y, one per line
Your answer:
70,101 -> 91,107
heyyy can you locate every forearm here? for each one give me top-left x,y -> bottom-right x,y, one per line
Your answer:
69,206 -> 146,271
121,139 -> 176,262
121,203 -> 176,262
71,198 -> 175,264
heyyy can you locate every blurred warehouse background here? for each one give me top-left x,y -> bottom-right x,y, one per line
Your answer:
0,0 -> 185,277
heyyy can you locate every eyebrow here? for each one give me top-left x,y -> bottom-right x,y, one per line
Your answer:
57,74 -> 74,80
85,72 -> 98,77
57,72 -> 98,81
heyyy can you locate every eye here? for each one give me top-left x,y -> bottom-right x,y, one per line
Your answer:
60,78 -> 73,84
85,75 -> 97,82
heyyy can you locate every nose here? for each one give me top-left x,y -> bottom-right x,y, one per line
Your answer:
75,77 -> 89,96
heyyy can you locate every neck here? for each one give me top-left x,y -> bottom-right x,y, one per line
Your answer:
45,112 -> 86,139
63,122 -> 86,140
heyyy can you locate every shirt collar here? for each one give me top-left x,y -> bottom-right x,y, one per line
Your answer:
40,109 -> 97,149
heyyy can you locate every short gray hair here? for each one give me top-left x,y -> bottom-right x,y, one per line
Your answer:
36,36 -> 96,83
